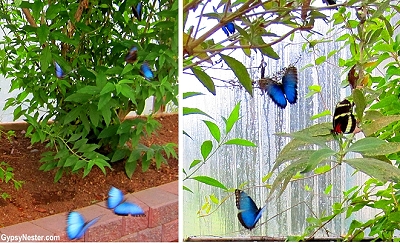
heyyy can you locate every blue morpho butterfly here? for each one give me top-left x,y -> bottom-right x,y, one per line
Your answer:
140,62 -> 154,80
265,66 -> 298,109
235,189 -> 267,230
132,2 -> 142,21
222,23 -> 235,37
213,6 -> 235,37
107,186 -> 145,216
66,211 -> 101,240
54,62 -> 65,79
125,46 -> 138,63
54,62 -> 75,79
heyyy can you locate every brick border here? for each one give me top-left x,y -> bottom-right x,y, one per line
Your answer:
0,181 -> 178,242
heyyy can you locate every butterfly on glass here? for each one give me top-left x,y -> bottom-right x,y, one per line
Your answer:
332,99 -> 356,134
107,186 -> 145,216
132,2 -> 142,21
66,211 -> 100,240
140,62 -> 154,80
265,66 -> 298,109
235,189 -> 266,230
125,46 -> 138,63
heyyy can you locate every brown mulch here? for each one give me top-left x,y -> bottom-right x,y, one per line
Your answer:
0,113 -> 178,227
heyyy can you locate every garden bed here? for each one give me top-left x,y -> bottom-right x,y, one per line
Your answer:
0,113 -> 178,228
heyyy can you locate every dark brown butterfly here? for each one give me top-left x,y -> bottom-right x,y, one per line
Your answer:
332,99 -> 356,134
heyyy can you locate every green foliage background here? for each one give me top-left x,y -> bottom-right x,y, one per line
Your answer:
0,0 -> 178,181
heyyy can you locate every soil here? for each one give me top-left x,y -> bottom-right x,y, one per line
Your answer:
0,113 -> 178,227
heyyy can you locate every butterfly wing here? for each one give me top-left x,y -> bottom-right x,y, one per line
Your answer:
66,212 -> 86,240
55,62 -> 64,79
221,25 -> 229,36
114,202 -> 145,216
125,46 -> 138,63
133,2 -> 142,21
266,81 -> 287,109
140,63 -> 154,80
107,186 -> 124,209
225,23 -> 235,34
235,189 -> 265,230
282,66 -> 298,104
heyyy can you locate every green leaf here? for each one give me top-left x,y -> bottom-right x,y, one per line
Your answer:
353,89 -> 366,122
191,67 -> 216,95
183,186 -> 193,193
270,158 -> 311,197
301,148 -> 336,173
345,158 -> 400,183
100,82 -> 115,95
311,109 -> 331,120
314,165 -> 331,174
183,91 -> 204,99
346,137 -> 386,153
305,84 -> 322,98
40,46 -> 52,73
63,107 -> 83,125
360,142 -> 400,157
224,138 -> 256,146
46,4 -> 64,19
203,120 -> 221,142
324,184 -> 332,194
201,140 -> 213,160
189,159 -> 202,170
220,55 -> 253,96
225,102 -> 240,134
315,56 -> 326,65
363,115 -> 400,137
192,176 -> 228,190
210,194 -> 219,204
37,25 -> 49,45
183,107 -> 213,119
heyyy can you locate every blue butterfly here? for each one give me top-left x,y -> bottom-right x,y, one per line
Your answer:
213,6 -> 235,37
66,211 -> 100,240
132,2 -> 142,21
125,46 -> 138,63
140,62 -> 154,80
235,189 -> 266,230
107,186 -> 145,216
265,66 -> 298,109
222,22 -> 235,37
54,62 -> 64,79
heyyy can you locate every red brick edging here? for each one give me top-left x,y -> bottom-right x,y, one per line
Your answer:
0,181 -> 178,242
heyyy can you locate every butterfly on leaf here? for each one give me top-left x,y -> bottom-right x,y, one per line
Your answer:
140,62 -> 154,80
54,62 -> 75,79
132,2 -> 142,21
54,62 -> 65,79
332,99 -> 356,134
235,189 -> 266,230
265,66 -> 298,109
107,186 -> 145,216
66,211 -> 101,240
125,46 -> 138,63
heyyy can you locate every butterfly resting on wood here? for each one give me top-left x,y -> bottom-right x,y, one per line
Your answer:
235,189 -> 266,230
